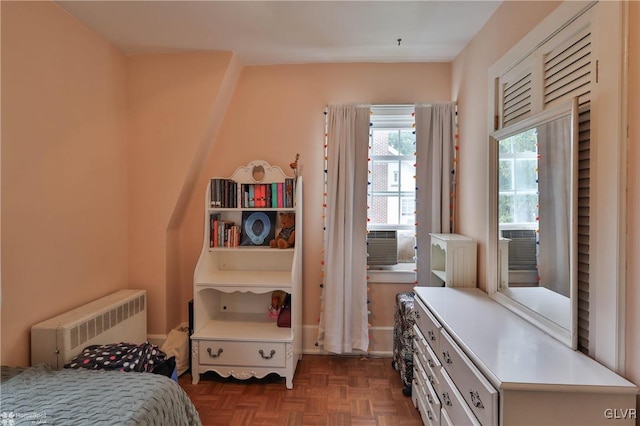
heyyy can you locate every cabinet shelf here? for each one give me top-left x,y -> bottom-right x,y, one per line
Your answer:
196,269 -> 292,288
192,316 -> 293,342
207,247 -> 293,253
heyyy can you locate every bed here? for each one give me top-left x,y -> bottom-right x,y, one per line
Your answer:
1,364 -> 201,425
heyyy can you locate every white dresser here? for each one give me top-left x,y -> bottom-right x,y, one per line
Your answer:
412,287 -> 638,426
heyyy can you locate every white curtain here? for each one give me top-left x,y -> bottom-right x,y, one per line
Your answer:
414,103 -> 457,286
537,116 -> 571,297
317,104 -> 371,354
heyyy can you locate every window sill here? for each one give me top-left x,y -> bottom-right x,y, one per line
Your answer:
367,264 -> 416,284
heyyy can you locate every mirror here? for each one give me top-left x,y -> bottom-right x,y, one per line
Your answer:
488,99 -> 578,349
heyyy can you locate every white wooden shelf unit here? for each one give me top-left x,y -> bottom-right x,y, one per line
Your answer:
191,160 -> 302,389
411,287 -> 638,426
429,233 -> 477,287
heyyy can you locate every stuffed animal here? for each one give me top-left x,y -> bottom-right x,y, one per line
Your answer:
270,212 -> 296,249
268,290 -> 287,318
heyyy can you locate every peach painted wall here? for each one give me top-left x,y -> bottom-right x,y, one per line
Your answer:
453,0 -> 640,393
452,1 -> 561,290
178,63 -> 452,335
626,0 -> 640,403
127,51 -> 241,335
1,1 -> 129,366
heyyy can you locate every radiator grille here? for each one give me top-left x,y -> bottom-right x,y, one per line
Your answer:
501,230 -> 537,270
367,230 -> 398,266
69,294 -> 146,350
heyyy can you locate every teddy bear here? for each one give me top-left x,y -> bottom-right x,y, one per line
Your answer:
270,212 -> 295,249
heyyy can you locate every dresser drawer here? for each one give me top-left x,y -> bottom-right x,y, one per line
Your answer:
198,340 -> 286,368
414,296 -> 441,354
414,324 -> 442,395
414,356 -> 441,425
440,329 -> 498,426
439,367 -> 480,426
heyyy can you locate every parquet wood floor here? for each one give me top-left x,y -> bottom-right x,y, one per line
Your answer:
179,354 -> 423,426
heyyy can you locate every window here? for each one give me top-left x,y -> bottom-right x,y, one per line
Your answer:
498,128 -> 538,229
368,105 -> 416,264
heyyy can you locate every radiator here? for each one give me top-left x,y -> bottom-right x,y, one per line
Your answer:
31,289 -> 147,368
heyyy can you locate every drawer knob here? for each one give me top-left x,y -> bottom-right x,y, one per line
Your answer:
207,347 -> 223,358
442,350 -> 452,364
470,390 -> 484,409
427,330 -> 436,341
259,349 -> 276,359
442,391 -> 452,407
428,358 -> 435,368
415,312 -> 421,319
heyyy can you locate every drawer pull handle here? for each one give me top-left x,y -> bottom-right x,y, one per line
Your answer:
442,350 -> 452,364
427,394 -> 433,404
259,349 -> 276,359
415,312 -> 421,319
427,358 -> 435,368
427,330 -> 436,341
427,410 -> 434,421
470,390 -> 484,409
207,348 -> 223,358
442,391 -> 452,407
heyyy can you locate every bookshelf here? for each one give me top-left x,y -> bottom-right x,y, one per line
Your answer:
191,160 -> 302,389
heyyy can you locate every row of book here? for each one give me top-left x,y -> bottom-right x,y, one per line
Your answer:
209,211 -> 279,248
210,178 -> 296,209
209,214 -> 241,248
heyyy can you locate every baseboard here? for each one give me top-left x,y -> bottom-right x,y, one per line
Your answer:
156,325 -> 394,357
301,325 -> 393,357
147,334 -> 167,347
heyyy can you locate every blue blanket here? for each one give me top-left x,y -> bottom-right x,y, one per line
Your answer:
0,364 -> 201,425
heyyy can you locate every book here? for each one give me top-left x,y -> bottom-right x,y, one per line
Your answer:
209,213 -> 221,247
240,211 -> 277,246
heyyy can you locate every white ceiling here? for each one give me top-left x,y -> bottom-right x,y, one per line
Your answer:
56,1 -> 502,65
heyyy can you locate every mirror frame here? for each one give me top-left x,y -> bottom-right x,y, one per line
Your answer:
487,98 -> 578,349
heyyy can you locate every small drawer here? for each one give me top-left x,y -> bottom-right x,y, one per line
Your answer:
416,386 -> 439,426
414,296 -> 441,355
413,325 -> 442,396
438,367 -> 480,426
440,330 -> 498,426
412,357 -> 428,409
416,358 -> 442,425
198,340 -> 286,368
440,404 -> 455,426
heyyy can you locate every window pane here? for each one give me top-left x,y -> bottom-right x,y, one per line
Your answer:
514,193 -> 538,223
371,130 -> 394,155
498,139 -> 512,154
512,128 -> 537,153
397,130 -> 415,155
515,159 -> 537,190
499,193 -> 514,223
370,159 -> 397,191
399,160 -> 415,192
400,196 -> 415,225
498,159 -> 513,191
369,194 -> 399,225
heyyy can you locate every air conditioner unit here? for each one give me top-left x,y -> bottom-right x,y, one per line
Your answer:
367,230 -> 398,267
